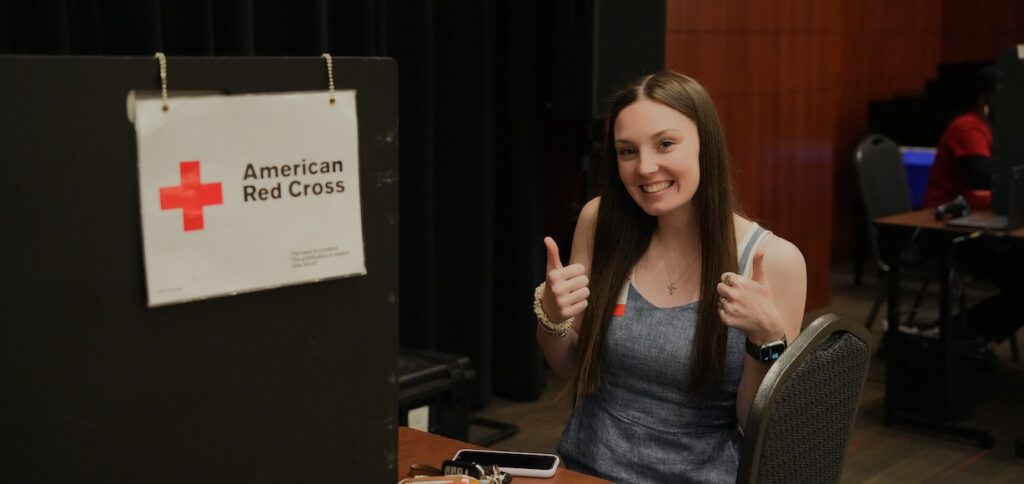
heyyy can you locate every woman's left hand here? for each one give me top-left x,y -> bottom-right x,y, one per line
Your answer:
716,251 -> 785,344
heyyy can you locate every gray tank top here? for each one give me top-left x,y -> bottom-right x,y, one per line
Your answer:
558,223 -> 771,483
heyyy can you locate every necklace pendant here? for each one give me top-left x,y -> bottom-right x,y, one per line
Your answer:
667,282 -> 676,295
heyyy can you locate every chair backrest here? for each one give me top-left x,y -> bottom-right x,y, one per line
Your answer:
736,313 -> 872,484
855,135 -> 912,268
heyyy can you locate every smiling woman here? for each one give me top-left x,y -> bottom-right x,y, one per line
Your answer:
533,71 -> 807,483
614,99 -> 702,217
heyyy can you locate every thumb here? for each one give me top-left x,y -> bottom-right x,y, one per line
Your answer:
544,236 -> 563,272
751,251 -> 767,283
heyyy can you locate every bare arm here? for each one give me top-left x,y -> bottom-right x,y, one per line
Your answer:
537,198 -> 599,379
717,236 -> 807,431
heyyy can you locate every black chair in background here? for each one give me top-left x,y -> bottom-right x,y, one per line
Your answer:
854,134 -> 932,331
736,313 -> 872,484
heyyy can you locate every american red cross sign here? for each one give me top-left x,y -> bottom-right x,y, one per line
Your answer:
159,161 -> 223,231
135,91 -> 365,306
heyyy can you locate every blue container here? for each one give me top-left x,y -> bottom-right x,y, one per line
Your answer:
900,146 -> 936,209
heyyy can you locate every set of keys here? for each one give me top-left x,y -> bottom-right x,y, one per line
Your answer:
401,459 -> 513,484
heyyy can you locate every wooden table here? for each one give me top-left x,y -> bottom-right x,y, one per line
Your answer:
398,427 -> 609,483
874,209 -> 1024,447
875,209 -> 1024,238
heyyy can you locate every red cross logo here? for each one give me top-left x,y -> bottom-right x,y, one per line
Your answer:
159,161 -> 223,231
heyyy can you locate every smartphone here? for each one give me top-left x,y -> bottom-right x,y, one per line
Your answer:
452,449 -> 560,478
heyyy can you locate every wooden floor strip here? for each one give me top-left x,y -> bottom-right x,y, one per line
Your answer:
937,449 -> 991,480
846,432 -> 879,453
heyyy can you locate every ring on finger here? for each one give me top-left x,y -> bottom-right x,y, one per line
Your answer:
718,296 -> 727,309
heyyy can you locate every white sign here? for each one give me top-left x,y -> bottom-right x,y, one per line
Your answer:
134,91 -> 366,306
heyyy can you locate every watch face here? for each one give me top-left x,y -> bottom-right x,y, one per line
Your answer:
761,343 -> 786,362
748,337 -> 787,363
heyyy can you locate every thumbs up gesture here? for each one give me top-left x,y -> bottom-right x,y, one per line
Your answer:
715,251 -> 784,344
541,237 -> 590,323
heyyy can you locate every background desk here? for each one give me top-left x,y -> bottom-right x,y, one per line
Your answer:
876,209 -> 1024,237
874,209 -> 1024,447
398,427 -> 608,483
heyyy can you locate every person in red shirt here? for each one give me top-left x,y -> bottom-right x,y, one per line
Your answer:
923,66 -> 997,209
922,66 -> 1023,346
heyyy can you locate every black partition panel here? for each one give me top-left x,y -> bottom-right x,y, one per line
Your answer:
0,56 -> 398,482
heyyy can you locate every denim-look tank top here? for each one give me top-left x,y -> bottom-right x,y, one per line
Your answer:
557,223 -> 772,483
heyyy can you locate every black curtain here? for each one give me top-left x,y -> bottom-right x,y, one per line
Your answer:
0,0 -> 551,405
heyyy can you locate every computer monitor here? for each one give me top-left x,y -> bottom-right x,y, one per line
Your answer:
899,146 -> 936,209
991,45 -> 1024,221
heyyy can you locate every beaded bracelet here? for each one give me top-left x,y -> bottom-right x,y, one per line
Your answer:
534,282 -> 573,338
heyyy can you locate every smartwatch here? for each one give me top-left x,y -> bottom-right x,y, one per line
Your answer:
746,334 -> 787,363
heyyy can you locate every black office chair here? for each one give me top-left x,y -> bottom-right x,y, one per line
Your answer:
736,313 -> 871,484
854,134 -> 931,331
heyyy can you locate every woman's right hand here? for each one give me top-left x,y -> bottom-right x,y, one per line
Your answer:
542,236 -> 590,322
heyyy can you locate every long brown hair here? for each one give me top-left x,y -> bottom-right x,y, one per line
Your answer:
572,72 -> 738,404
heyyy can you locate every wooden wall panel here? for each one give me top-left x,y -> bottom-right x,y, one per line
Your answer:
942,0 -> 1024,62
830,5 -> 945,285
666,0 -> 1021,310
665,0 -> 949,310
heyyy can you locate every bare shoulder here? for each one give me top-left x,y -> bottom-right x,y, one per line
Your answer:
580,197 -> 600,223
732,213 -> 804,275
761,234 -> 805,275
570,197 -> 601,268
760,233 -> 807,311
575,197 -> 601,241
732,213 -> 754,238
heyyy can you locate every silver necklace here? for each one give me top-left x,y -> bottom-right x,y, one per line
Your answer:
663,253 -> 700,295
